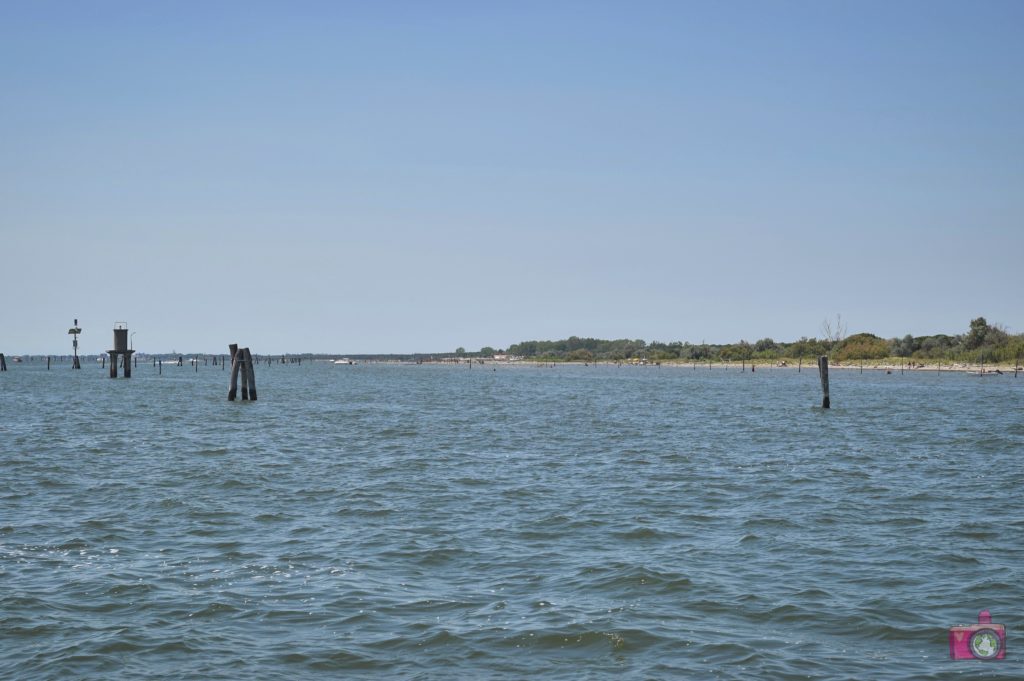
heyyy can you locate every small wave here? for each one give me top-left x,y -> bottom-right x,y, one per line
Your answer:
306,649 -> 385,671
692,640 -> 762,666
610,526 -> 679,541
741,516 -> 800,530
504,627 -> 667,654
454,476 -> 488,486
149,639 -> 203,655
94,638 -> 144,654
873,516 -> 928,526
287,526 -> 321,537
334,504 -> 392,518
934,552 -> 982,566
218,479 -> 251,489
761,603 -> 811,623
36,477 -> 72,488
191,602 -> 241,618
377,428 -> 418,438
580,563 -> 693,594
104,583 -> 154,598
2,622 -> 62,638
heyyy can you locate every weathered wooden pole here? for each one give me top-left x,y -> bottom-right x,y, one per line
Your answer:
159,360 -> 162,375
818,355 -> 831,409
240,350 -> 250,400
109,352 -> 117,378
228,344 -> 240,401
798,356 -> 802,373
47,356 -> 51,370
243,347 -> 257,401
102,355 -> 106,369
195,356 -> 198,373
0,353 -> 6,371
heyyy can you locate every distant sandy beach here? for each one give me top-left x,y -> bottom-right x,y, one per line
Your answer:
499,359 -> 1022,374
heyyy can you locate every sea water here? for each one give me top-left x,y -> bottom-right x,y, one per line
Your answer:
2,361 -> 1022,679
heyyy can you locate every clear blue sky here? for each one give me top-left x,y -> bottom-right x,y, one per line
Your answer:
2,1 -> 1021,355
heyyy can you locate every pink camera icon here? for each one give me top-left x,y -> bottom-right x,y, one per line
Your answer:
949,610 -> 1005,660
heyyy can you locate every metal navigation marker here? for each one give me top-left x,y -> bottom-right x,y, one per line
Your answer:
68,318 -> 82,369
108,322 -> 135,378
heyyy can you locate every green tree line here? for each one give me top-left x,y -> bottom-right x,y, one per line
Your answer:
501,318 -> 1024,364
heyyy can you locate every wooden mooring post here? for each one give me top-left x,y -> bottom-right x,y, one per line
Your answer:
818,355 -> 831,409
228,344 -> 258,401
243,348 -> 257,400
228,344 -> 239,400
239,351 -> 250,399
0,353 -> 7,372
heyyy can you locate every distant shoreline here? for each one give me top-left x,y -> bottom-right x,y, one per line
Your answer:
3,354 -> 1019,375
500,358 -> 1021,374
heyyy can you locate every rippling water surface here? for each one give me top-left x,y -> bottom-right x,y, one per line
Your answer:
2,361 -> 1022,679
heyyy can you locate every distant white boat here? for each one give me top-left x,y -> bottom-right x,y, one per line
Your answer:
334,359 -> 356,365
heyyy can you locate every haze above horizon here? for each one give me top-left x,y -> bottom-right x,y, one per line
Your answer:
2,2 -> 1021,355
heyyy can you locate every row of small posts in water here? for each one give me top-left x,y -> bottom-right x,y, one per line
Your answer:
0,353 -> 295,373
0,354 -> 85,370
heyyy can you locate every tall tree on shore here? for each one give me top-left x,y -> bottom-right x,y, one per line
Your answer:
964,317 -> 990,350
821,314 -> 847,354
